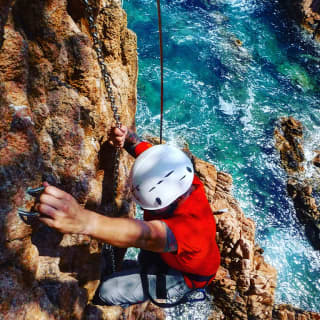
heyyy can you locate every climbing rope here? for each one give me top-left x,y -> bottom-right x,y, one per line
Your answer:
82,0 -> 122,274
156,0 -> 164,144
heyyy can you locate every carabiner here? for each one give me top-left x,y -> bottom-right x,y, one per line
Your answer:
17,186 -> 45,222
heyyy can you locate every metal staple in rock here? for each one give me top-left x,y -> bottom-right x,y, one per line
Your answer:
83,0 -> 122,274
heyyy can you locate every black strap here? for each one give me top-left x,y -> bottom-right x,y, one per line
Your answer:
140,272 -> 208,308
139,251 -> 213,308
156,273 -> 167,299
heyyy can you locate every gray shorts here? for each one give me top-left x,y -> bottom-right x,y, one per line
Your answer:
98,259 -> 191,307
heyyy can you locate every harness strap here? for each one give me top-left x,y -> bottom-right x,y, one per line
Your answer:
139,251 -> 212,308
156,273 -> 167,299
140,273 -> 207,308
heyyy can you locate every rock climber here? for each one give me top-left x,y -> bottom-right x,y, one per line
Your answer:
36,126 -> 221,307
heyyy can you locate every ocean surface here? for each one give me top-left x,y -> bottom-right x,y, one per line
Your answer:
123,0 -> 320,315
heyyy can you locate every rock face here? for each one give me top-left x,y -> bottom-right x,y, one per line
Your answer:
0,1 -> 319,320
273,304 -> 320,320
283,0 -> 320,40
274,117 -> 305,174
192,156 -> 277,320
0,0 -> 137,318
275,117 -> 320,250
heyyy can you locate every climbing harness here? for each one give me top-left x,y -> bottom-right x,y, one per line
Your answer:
141,271 -> 210,308
82,0 -> 123,275
156,0 -> 164,144
143,283 -> 208,309
139,251 -> 212,309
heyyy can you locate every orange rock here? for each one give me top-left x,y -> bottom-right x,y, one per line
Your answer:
0,0 -> 137,318
1,1 -> 319,319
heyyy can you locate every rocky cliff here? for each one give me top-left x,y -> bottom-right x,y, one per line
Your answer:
0,0 -> 137,318
275,117 -> 320,250
0,1 -> 319,319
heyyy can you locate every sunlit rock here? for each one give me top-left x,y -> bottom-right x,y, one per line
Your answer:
192,154 -> 277,319
283,0 -> 320,41
273,304 -> 320,320
275,117 -> 305,174
0,0 -> 137,318
275,117 -> 320,249
1,0 -> 319,319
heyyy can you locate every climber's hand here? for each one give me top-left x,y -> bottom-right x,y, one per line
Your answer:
37,182 -> 88,234
109,125 -> 128,148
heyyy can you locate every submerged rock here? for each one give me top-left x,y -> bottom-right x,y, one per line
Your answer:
277,62 -> 316,92
208,11 -> 229,25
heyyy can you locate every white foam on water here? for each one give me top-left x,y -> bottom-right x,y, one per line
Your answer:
303,126 -> 320,180
240,86 -> 255,131
218,96 -> 235,115
262,227 -> 320,311
211,0 -> 258,14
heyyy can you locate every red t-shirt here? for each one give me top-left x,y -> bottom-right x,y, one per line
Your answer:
134,142 -> 220,289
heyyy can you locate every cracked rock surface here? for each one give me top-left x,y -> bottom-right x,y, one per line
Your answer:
275,117 -> 320,250
1,1 -> 319,319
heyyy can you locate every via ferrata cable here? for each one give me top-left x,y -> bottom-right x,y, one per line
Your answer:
83,0 -> 120,275
156,0 -> 164,144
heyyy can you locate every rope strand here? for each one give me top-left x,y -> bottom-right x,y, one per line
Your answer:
156,0 -> 164,144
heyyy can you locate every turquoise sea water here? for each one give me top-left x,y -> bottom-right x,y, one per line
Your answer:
124,0 -> 320,314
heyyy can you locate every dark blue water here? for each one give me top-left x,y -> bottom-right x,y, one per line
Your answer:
124,0 -> 320,313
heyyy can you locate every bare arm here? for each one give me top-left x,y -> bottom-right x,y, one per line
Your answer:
86,212 -> 167,251
38,183 -> 168,252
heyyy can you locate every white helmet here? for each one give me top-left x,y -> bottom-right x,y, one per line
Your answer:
130,144 -> 194,210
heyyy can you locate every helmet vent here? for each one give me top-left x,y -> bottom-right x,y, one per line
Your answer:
186,166 -> 192,172
156,197 -> 162,205
149,187 -> 156,192
157,180 -> 164,184
180,175 -> 186,181
164,170 -> 174,177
